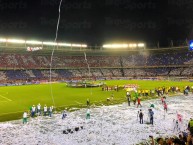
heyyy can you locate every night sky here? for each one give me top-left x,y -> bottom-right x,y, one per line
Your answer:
0,0 -> 193,46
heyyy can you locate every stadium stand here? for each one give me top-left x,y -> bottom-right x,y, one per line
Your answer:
181,67 -> 193,76
32,70 -> 44,79
0,71 -> 7,81
56,69 -> 73,78
0,46 -> 193,83
6,70 -> 29,80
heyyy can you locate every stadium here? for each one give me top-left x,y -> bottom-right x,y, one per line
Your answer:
1,0 -> 193,144
0,38 -> 193,144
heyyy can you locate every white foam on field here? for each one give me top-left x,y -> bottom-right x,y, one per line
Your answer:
1,95 -> 193,145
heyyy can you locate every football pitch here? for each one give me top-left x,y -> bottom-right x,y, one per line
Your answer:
0,80 -> 192,122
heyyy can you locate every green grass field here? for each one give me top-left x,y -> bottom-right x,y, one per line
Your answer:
0,80 -> 192,122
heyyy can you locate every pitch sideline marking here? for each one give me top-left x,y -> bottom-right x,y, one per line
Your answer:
0,94 -> 12,101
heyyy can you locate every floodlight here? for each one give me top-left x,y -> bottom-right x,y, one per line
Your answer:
112,44 -> 128,48
103,44 -> 128,48
58,43 -> 72,47
132,44 -> 137,47
129,44 -> 137,48
7,39 -> 25,44
71,44 -> 82,47
103,44 -> 110,48
26,40 -> 42,45
138,43 -> 145,47
43,42 -> 57,46
0,37 -> 87,48
81,44 -> 87,48
0,38 -> 6,42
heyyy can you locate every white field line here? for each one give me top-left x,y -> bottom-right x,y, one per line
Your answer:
75,101 -> 83,104
0,94 -> 12,101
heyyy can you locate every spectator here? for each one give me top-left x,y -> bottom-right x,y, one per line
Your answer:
149,136 -> 154,145
186,134 -> 193,145
157,137 -> 164,145
188,118 -> 193,133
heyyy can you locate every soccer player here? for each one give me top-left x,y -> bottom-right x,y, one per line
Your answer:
23,111 -> 28,124
86,108 -> 90,119
37,103 -> 41,116
126,91 -> 131,106
31,105 -> 36,117
49,106 -> 53,117
44,105 -> 47,116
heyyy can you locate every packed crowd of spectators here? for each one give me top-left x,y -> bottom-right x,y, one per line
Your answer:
0,67 -> 193,83
145,116 -> 193,145
0,51 -> 193,69
0,50 -> 193,83
182,67 -> 193,76
147,132 -> 193,145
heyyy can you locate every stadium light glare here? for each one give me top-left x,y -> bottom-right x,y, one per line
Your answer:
81,44 -> 87,48
71,44 -> 83,47
57,43 -> 87,47
0,37 -> 87,48
26,40 -> 42,45
43,42 -> 58,46
103,44 -> 128,48
58,43 -> 72,47
138,43 -> 145,47
189,40 -> 193,50
0,38 -> 6,42
7,39 -> 25,44
129,44 -> 137,48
